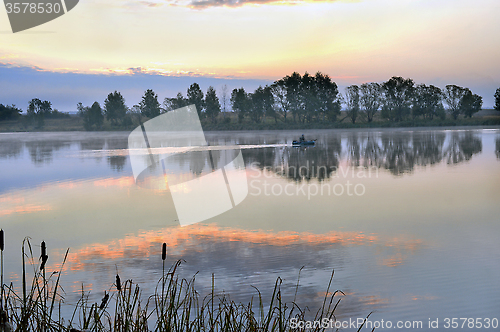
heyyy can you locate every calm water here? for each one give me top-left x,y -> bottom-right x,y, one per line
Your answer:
1,128 -> 499,331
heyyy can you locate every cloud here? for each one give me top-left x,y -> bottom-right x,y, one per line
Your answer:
128,67 -> 144,75
181,0 -> 355,9
189,0 -> 273,9
0,64 -> 271,113
139,0 -> 165,6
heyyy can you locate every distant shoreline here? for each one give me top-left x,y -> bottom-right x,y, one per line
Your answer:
1,111 -> 499,133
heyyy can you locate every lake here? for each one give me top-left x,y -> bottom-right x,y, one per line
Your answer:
0,128 -> 499,331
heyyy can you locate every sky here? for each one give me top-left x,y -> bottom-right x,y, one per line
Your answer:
0,0 -> 499,111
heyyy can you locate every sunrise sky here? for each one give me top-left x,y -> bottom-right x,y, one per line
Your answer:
0,0 -> 499,110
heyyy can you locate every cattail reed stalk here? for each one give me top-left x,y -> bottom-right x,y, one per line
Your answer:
160,242 -> 167,331
40,241 -> 48,271
40,241 -> 46,258
116,274 -> 121,291
40,240 -> 48,332
100,291 -> 109,310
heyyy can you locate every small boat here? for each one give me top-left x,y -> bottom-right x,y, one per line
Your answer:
292,140 -> 316,146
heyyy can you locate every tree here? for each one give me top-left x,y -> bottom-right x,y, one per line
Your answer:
412,84 -> 445,120
27,98 -> 47,127
82,101 -> 104,130
360,82 -> 382,123
472,94 -> 483,117
231,88 -> 250,123
271,79 -> 289,122
297,73 -> 316,123
443,85 -> 467,120
129,104 -> 142,124
77,102 -> 85,117
219,84 -> 230,120
104,91 -> 127,124
140,89 -> 161,118
162,98 -> 174,113
283,72 -> 302,122
205,86 -> 221,123
262,86 -> 276,123
39,100 -> 52,117
344,85 -> 360,124
174,93 -> 188,109
381,77 -> 414,122
460,90 -> 482,118
164,92 -> 187,112
314,72 -> 341,123
249,86 -> 266,123
187,83 -> 204,118
494,88 -> 500,112
0,104 -> 21,121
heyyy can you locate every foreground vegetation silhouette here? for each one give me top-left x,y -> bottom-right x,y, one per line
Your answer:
0,236 -> 372,332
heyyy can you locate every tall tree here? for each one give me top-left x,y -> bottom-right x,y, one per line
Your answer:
219,84 -> 230,120
283,72 -> 302,122
360,82 -> 382,123
27,98 -> 46,127
0,104 -> 21,121
381,77 -> 415,122
412,84 -> 445,120
104,91 -> 127,124
231,88 -> 250,123
494,88 -> 500,112
77,102 -> 85,117
140,89 -> 161,118
187,83 -> 204,118
344,85 -> 360,124
205,86 -> 221,123
163,98 -> 174,113
82,101 -> 104,130
443,85 -> 467,120
271,79 -> 289,122
164,92 -> 187,112
460,90 -> 482,118
315,72 -> 340,123
249,86 -> 266,123
263,86 -> 276,123
39,100 -> 52,117
299,73 -> 320,123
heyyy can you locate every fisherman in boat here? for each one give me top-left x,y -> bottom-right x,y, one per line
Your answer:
300,134 -> 305,142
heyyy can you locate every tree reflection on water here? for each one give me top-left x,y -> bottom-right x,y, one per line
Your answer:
245,130 -> 482,180
0,130 -> 486,177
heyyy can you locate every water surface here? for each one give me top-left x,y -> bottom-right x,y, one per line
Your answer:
0,128 -> 499,331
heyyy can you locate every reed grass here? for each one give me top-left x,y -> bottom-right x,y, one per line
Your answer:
0,237 -> 371,332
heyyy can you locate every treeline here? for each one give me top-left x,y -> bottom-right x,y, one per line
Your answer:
78,85 -> 225,130
80,74 -> 500,130
0,98 -> 69,128
217,74 -> 492,124
77,90 -> 160,130
2,73 -> 500,131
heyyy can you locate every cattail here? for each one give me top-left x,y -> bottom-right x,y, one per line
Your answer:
0,229 -> 4,251
40,241 -> 48,270
41,241 -> 46,258
162,243 -> 167,261
100,291 -> 109,310
40,254 -> 48,271
116,274 -> 121,291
